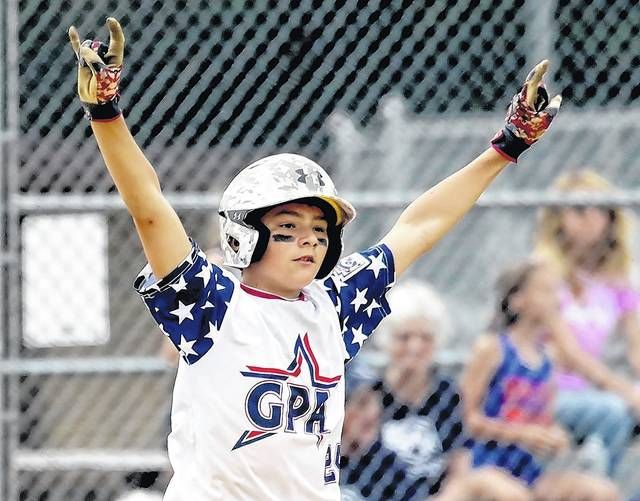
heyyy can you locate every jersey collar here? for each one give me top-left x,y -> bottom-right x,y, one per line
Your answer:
240,283 -> 306,301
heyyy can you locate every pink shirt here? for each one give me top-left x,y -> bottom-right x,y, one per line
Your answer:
557,275 -> 640,390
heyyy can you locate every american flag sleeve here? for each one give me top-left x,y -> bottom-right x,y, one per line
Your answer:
134,239 -> 235,365
323,244 -> 396,362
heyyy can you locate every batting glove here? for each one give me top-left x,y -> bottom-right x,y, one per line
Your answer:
68,18 -> 124,121
491,60 -> 562,163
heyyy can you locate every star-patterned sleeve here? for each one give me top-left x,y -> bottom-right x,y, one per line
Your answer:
133,239 -> 235,365
323,244 -> 396,362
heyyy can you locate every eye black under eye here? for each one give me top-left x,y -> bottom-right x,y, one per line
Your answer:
272,234 -> 293,242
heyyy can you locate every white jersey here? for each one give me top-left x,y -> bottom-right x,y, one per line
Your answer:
135,240 -> 395,500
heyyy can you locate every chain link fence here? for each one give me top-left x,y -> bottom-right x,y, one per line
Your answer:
2,0 -> 640,499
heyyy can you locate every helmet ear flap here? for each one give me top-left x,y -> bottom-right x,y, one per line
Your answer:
244,209 -> 271,264
316,224 -> 343,279
249,222 -> 270,264
218,215 -> 261,269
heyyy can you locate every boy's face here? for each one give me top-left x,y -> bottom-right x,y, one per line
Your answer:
244,202 -> 330,297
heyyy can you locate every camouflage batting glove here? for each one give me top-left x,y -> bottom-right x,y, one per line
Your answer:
491,60 -> 562,163
68,18 -> 124,121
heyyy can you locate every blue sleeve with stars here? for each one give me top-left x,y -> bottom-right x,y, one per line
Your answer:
323,244 -> 395,362
133,239 -> 235,365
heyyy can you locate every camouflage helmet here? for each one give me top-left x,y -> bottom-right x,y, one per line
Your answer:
218,153 -> 356,278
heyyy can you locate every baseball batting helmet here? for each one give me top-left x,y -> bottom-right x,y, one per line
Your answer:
218,153 -> 356,279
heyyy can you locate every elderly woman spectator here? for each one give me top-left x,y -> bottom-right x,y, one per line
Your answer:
340,280 -> 531,500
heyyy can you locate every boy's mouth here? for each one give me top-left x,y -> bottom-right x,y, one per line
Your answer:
294,255 -> 315,263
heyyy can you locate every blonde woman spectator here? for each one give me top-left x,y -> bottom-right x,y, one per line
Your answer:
535,170 -> 640,474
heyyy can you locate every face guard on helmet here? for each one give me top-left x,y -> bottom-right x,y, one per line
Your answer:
219,153 -> 356,279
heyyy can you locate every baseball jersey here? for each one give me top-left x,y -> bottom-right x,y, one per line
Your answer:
134,239 -> 395,500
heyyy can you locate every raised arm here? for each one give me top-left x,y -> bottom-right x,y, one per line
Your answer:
381,61 -> 561,277
90,117 -> 190,278
69,18 -> 190,279
382,149 -> 507,276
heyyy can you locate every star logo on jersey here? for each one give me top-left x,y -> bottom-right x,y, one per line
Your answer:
232,334 -> 341,450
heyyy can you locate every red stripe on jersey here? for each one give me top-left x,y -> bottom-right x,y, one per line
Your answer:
240,283 -> 305,301
302,334 -> 341,384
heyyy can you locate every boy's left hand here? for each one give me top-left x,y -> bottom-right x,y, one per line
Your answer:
491,60 -> 562,163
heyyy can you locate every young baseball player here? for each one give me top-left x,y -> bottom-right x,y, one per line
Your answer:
68,18 -> 561,501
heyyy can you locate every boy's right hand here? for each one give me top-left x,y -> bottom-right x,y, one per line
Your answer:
68,18 -> 124,121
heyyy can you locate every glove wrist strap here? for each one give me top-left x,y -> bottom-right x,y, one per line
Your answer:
490,126 -> 530,163
83,98 -> 121,122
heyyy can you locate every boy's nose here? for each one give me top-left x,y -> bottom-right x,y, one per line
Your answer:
299,231 -> 319,247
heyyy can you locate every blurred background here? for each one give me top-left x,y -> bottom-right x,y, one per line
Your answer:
1,0 -> 639,499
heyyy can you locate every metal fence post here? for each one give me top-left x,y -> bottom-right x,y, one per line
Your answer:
524,0 -> 556,70
0,0 -> 7,493
2,0 -> 20,499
